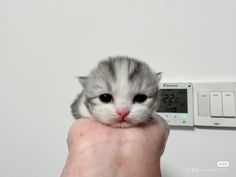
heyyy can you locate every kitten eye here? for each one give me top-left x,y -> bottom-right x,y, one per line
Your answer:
99,94 -> 113,103
133,94 -> 148,103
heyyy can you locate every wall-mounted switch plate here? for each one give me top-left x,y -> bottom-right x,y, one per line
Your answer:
193,83 -> 236,128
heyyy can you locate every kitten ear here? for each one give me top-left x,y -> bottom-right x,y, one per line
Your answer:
156,72 -> 162,82
77,76 -> 88,88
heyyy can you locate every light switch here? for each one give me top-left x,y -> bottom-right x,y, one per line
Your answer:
198,92 -> 210,116
222,92 -> 235,117
194,82 -> 236,128
210,92 -> 223,117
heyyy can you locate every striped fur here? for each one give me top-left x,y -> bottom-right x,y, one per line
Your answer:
71,56 -> 162,127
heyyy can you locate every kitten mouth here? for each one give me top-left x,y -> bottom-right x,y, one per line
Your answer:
112,121 -> 134,128
112,118 -> 138,128
118,119 -> 128,123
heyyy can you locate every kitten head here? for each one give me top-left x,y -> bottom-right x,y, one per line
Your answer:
79,56 -> 162,127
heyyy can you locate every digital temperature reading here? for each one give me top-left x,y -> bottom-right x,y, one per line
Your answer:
158,89 -> 188,113
156,82 -> 193,127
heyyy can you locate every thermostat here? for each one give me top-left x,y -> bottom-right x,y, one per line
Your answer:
156,82 -> 194,126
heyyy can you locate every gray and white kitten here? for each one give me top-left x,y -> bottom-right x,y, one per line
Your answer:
71,56 -> 162,128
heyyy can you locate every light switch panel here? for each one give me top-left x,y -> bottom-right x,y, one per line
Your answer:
194,83 -> 236,128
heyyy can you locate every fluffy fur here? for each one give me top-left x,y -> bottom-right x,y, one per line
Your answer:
71,56 -> 162,128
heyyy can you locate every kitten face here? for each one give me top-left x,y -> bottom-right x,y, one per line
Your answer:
77,56 -> 161,128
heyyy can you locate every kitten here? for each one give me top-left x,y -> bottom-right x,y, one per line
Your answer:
71,56 -> 162,128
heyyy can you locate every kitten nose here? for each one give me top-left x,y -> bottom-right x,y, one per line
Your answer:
116,109 -> 130,121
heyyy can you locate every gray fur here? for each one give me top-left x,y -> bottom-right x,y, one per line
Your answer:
71,92 -> 83,118
71,56 -> 162,127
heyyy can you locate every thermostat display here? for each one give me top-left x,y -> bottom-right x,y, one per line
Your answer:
158,89 -> 188,113
156,83 -> 194,127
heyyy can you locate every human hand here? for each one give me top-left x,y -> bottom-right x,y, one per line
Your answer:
61,117 -> 169,177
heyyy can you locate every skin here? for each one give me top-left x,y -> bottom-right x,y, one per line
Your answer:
60,117 -> 170,177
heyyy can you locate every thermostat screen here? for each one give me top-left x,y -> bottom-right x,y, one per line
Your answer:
158,89 -> 188,113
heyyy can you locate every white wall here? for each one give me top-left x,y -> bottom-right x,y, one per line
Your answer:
0,0 -> 235,177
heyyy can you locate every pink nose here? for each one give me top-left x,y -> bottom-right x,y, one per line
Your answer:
116,109 -> 130,121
